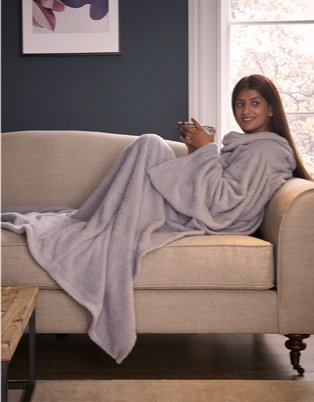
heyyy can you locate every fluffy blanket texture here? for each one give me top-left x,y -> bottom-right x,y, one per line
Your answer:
1,132 -> 296,363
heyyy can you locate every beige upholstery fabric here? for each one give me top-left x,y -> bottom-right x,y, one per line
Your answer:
134,289 -> 278,333
2,231 -> 274,291
1,131 -> 185,209
138,235 -> 274,290
261,179 -> 314,333
34,289 -> 277,334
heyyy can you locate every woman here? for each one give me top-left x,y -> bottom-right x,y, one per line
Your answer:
178,74 -> 311,180
1,75 -> 305,364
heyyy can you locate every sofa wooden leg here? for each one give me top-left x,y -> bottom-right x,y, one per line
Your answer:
284,334 -> 310,375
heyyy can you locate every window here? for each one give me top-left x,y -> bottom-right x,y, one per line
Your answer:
189,0 -> 314,177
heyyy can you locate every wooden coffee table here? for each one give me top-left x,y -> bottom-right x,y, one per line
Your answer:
1,285 -> 39,402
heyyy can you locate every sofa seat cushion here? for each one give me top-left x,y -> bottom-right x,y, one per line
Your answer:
138,235 -> 274,290
2,230 -> 274,290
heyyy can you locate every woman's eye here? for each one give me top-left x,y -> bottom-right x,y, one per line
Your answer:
252,101 -> 260,106
236,102 -> 244,108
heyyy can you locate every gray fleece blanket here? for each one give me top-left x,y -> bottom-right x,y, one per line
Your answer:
1,131 -> 296,363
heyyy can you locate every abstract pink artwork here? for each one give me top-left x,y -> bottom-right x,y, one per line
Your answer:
22,0 -> 119,54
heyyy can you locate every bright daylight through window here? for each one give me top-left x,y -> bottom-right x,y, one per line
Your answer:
228,0 -> 314,177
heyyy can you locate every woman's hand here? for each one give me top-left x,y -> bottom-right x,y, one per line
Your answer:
178,118 -> 216,154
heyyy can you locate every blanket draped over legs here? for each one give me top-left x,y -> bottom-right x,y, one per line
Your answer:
1,135 -> 206,363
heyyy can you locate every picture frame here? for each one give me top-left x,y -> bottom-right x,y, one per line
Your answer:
22,0 -> 120,55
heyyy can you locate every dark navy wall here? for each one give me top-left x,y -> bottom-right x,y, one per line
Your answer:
1,0 -> 189,140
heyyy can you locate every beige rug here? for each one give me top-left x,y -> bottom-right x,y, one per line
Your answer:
9,379 -> 314,402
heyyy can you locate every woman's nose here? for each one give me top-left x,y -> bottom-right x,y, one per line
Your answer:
243,103 -> 250,114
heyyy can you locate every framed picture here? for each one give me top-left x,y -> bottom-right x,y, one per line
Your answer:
22,0 -> 120,55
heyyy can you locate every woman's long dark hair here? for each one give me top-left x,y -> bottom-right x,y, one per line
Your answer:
232,74 -> 312,180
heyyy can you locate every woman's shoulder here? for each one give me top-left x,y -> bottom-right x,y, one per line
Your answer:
222,131 -> 295,167
223,131 -> 290,150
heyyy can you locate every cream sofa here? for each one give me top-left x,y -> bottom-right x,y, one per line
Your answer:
2,130 -> 314,374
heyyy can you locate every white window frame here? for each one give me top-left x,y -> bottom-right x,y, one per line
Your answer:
189,0 -> 314,145
188,0 -> 229,145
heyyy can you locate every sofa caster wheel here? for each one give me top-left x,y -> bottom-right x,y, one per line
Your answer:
284,334 -> 310,375
294,365 -> 305,376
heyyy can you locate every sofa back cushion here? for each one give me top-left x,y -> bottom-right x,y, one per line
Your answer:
2,131 -> 186,208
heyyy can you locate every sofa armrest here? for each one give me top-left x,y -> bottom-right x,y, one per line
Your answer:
260,178 -> 314,334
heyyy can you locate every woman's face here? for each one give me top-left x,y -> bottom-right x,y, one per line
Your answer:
234,89 -> 273,134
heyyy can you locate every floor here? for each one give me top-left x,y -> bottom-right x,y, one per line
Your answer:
8,333 -> 314,381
